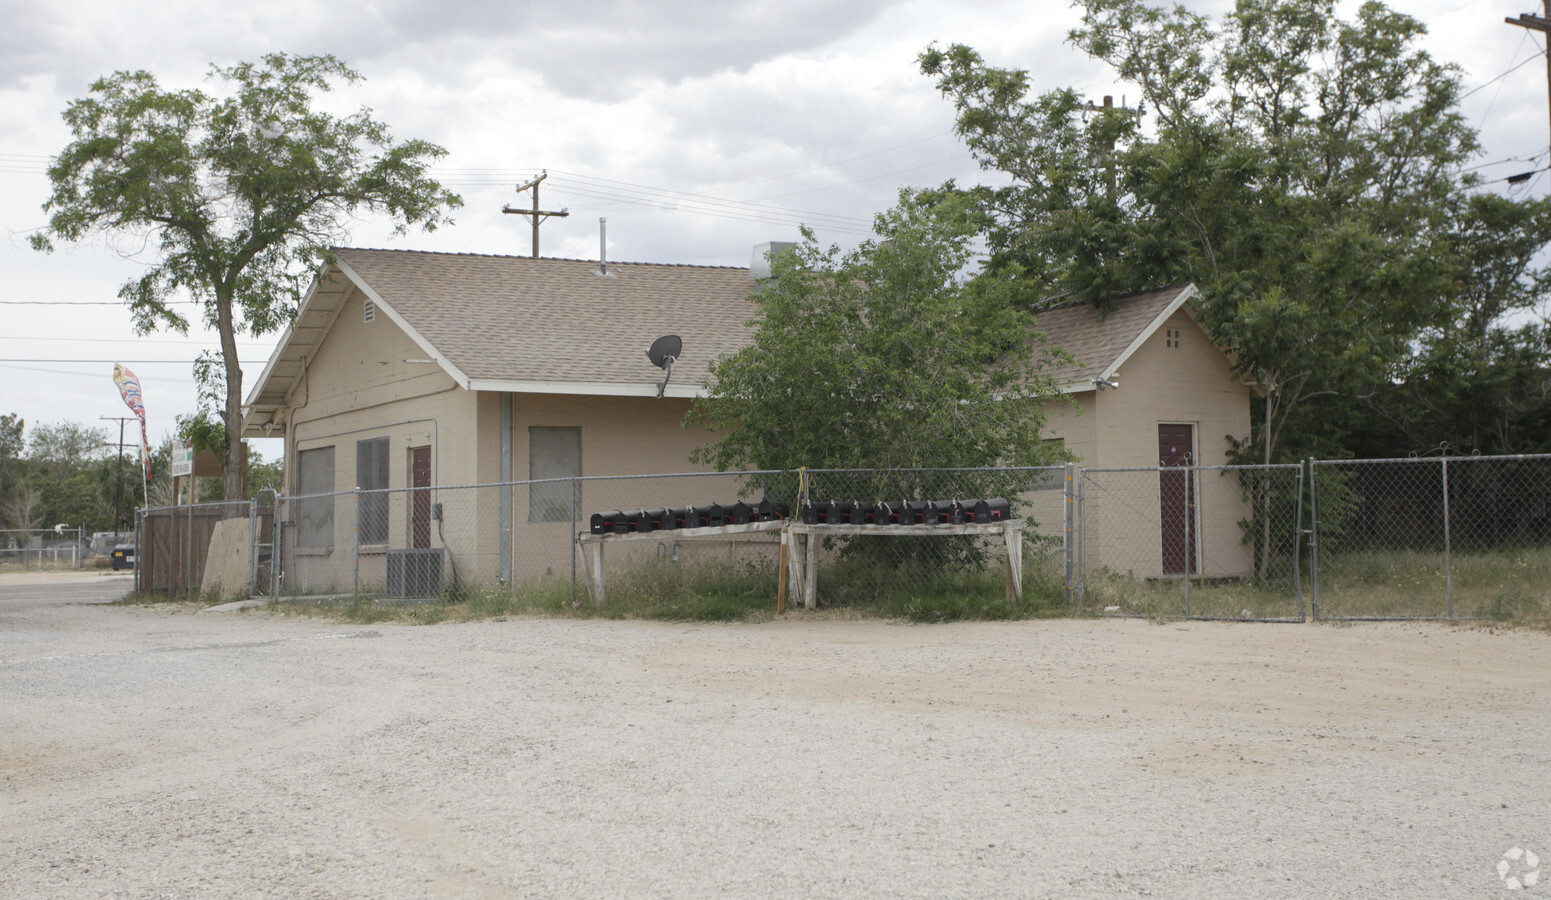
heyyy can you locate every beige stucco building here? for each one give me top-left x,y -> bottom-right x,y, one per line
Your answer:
241,251 -> 1254,590
1026,284 -> 1257,579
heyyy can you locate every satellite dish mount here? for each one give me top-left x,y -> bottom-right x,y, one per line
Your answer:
647,335 -> 682,398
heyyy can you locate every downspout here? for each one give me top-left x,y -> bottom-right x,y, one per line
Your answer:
500,393 -> 513,582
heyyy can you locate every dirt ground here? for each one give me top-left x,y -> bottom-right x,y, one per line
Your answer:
2,571 -> 1549,897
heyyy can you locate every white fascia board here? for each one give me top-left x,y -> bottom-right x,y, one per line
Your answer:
467,378 -> 707,399
333,258 -> 473,391
240,264 -> 352,414
1055,380 -> 1099,396
1099,282 -> 1201,381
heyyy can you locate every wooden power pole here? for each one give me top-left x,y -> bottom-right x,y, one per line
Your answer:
1506,4 -> 1551,155
1079,95 -> 1144,197
502,171 -> 569,258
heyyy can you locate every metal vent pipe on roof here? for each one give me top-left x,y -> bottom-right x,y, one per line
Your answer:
598,217 -> 608,276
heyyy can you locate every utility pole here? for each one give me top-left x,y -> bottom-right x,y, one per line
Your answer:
1080,95 -> 1144,198
1506,4 -> 1551,155
101,415 -> 134,538
501,171 -> 570,258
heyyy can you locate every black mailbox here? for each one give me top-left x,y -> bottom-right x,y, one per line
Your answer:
625,509 -> 654,532
704,503 -> 731,527
904,500 -> 932,524
966,498 -> 1011,522
756,500 -> 790,521
730,501 -> 754,525
590,511 -> 626,535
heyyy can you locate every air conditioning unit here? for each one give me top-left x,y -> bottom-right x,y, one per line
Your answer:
386,548 -> 445,598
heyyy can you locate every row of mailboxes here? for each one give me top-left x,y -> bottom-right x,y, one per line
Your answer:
590,501 -> 792,535
801,498 -> 1011,526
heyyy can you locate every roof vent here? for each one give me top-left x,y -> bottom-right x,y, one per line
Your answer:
751,241 -> 795,282
363,299 -> 375,324
596,217 -> 613,277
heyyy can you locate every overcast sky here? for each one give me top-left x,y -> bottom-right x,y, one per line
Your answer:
1,0 -> 1545,462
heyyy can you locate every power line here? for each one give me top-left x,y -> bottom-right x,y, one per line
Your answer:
0,299 -> 202,306
1,335 -> 272,347
1460,45 -> 1544,101
545,170 -> 874,226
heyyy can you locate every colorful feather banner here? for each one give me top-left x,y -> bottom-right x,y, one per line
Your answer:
112,363 -> 152,480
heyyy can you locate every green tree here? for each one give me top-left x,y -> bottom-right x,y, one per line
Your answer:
689,189 -> 1066,475
31,53 -> 461,500
920,0 -> 1484,463
1362,194 -> 1551,456
0,414 -> 23,524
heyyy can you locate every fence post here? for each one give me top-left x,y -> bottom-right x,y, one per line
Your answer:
1076,468 -> 1087,610
353,488 -> 362,597
248,495 -> 259,597
1063,462 -> 1075,605
186,501 -> 194,598
271,495 -> 283,602
1293,465 -> 1305,621
1442,457 -> 1453,618
571,476 -> 579,605
1308,458 -> 1321,621
135,508 -> 143,594
1182,465 -> 1192,617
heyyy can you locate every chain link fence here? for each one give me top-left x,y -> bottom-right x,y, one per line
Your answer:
1075,465 -> 1305,621
0,528 -> 87,570
125,454 -> 1551,623
264,471 -> 786,604
1310,455 -> 1551,620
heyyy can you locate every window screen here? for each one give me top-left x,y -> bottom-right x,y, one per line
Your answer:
296,446 -> 335,548
529,427 -> 581,523
357,437 -> 390,544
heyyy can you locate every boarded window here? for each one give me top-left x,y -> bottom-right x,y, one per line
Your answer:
529,427 -> 581,523
357,437 -> 390,544
296,446 -> 335,549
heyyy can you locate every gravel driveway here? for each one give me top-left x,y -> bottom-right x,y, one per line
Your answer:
3,571 -> 1549,897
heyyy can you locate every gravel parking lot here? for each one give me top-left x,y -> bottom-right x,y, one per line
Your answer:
3,571 -> 1550,897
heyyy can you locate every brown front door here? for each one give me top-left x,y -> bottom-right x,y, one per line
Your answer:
411,447 -> 431,550
1158,424 -> 1197,575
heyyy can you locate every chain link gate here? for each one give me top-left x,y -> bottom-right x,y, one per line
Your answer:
1310,454 -> 1551,620
1075,464 -> 1305,621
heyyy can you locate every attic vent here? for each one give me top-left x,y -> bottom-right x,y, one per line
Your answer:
363,300 -> 376,324
1165,328 -> 1180,348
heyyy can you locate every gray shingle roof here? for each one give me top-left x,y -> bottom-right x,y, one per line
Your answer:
1033,284 -> 1196,386
245,249 -> 1203,436
333,248 -> 759,390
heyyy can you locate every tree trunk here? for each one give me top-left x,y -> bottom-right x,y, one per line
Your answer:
216,287 -> 245,502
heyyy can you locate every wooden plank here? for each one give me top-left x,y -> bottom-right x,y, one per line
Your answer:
785,522 -> 1014,537
576,519 -> 785,544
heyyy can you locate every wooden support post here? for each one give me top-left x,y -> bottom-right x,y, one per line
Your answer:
1006,523 -> 1024,603
587,539 -> 605,604
777,529 -> 789,615
803,532 -> 818,609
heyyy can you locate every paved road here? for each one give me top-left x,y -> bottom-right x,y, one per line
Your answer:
0,571 -> 132,610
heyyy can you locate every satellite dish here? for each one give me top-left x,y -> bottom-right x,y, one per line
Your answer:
646,335 -> 682,397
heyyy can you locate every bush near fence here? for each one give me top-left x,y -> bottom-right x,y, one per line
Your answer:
130,454 -> 1551,623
